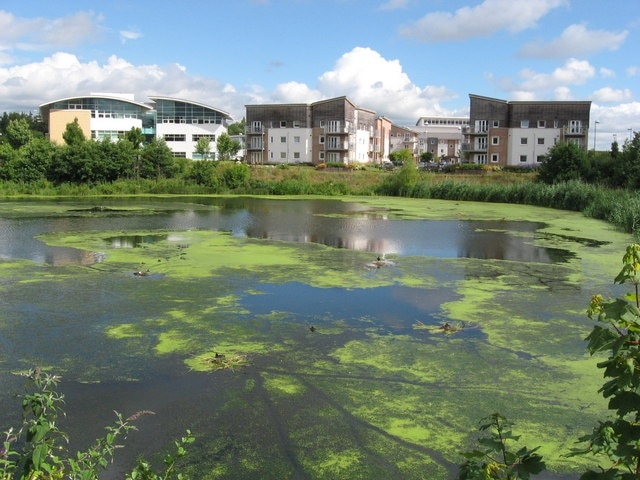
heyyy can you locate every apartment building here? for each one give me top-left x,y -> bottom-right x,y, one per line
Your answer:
410,116 -> 469,163
245,96 -> 389,166
389,124 -> 418,159
39,93 -> 232,159
464,94 -> 591,167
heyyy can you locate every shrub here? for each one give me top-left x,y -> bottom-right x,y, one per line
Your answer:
0,368 -> 194,480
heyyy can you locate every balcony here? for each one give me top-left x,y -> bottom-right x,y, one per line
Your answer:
245,125 -> 264,134
563,126 -> 585,136
326,141 -> 349,151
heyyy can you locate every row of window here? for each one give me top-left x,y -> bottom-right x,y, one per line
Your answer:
474,119 -> 584,132
164,134 -> 216,142
161,118 -> 220,124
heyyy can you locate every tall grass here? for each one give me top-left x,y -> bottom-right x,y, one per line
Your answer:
402,177 -> 640,236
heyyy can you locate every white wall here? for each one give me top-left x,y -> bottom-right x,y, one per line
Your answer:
267,127 -> 313,164
508,128 -> 561,166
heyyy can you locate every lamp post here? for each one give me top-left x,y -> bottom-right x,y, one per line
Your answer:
593,121 -> 599,151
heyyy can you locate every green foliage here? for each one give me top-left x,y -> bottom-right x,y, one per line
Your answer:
571,243 -> 640,478
62,119 -> 87,147
216,133 -> 241,162
536,141 -> 590,184
139,139 -> 177,180
187,159 -> 219,189
227,119 -> 246,136
388,148 -> 414,165
194,137 -> 212,160
124,128 -> 145,150
5,119 -> 33,150
458,413 -> 545,479
219,161 -> 249,189
0,368 -> 193,480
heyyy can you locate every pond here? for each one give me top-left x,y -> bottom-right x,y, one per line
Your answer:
0,196 -> 632,479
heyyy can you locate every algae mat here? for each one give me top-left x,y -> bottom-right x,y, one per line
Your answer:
0,196 -> 633,479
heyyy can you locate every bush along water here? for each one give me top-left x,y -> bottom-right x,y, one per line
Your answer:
0,368 -> 194,480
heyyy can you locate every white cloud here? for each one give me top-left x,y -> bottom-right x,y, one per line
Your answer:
600,67 -> 616,78
591,87 -> 634,103
120,30 -> 142,43
519,24 -> 628,58
0,52 -> 245,119
315,47 -> 454,122
399,0 -> 567,42
517,58 -> 595,92
628,66 -> 640,77
0,10 -> 104,51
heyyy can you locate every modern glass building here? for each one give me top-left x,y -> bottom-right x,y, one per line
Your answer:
39,93 -> 233,159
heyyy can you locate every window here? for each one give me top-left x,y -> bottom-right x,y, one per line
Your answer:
319,120 -> 325,128
475,120 -> 488,133
520,155 -> 527,163
568,120 -> 582,134
328,120 -> 341,133
251,121 -> 262,133
280,136 -> 286,143
293,121 -> 300,128
553,120 -> 559,128
491,154 -> 499,163
192,134 -> 214,142
164,134 -> 186,141
493,120 -> 500,127
171,152 -> 186,158
280,121 -> 286,128
521,120 -> 529,128
520,137 -> 528,145
293,152 -> 300,159
319,152 -> 325,160
538,120 -> 546,128
319,136 -> 325,144
492,136 -> 499,145
536,155 -> 545,163
537,137 -> 545,145
280,152 -> 286,159
294,136 -> 300,143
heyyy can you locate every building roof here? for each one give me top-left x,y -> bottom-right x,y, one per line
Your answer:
39,93 -> 153,111
148,95 -> 233,120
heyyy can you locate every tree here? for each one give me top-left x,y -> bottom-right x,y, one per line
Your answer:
420,151 -> 434,163
216,133 -> 241,161
5,118 -> 33,149
536,141 -> 590,184
62,118 -> 86,146
124,127 -> 145,150
5,137 -> 55,182
195,137 -> 212,160
139,138 -> 176,179
388,148 -> 414,166
227,118 -> 246,136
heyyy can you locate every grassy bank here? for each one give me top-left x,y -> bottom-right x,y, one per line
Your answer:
0,164 -> 638,236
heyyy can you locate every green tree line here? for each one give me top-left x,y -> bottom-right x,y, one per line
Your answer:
0,116 -> 243,186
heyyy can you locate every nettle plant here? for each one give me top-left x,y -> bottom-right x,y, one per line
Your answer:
0,368 -> 194,480
574,243 -> 640,479
457,413 -> 545,480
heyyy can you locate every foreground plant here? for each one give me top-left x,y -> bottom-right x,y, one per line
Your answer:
457,413 -> 545,479
570,243 -> 640,478
0,368 -> 194,480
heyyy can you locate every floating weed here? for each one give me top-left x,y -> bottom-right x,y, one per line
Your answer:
199,352 -> 249,372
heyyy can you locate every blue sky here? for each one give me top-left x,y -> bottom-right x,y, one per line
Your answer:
0,0 -> 638,149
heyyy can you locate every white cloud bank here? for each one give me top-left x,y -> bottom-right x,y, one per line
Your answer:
399,0 -> 568,42
519,24 -> 628,58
